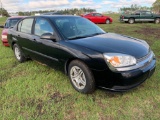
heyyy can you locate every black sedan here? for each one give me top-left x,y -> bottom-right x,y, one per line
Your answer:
7,15 -> 156,94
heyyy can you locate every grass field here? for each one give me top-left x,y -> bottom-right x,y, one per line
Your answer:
0,15 -> 160,120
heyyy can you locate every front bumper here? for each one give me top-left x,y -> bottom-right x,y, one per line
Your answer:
93,58 -> 156,92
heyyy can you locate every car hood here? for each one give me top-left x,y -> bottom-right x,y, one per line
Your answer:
68,33 -> 150,59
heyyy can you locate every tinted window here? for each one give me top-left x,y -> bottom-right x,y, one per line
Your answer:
5,18 -> 21,28
135,12 -> 140,15
20,18 -> 34,34
145,11 -> 151,15
93,13 -> 102,16
18,21 -> 22,31
51,17 -> 105,39
34,18 -> 54,36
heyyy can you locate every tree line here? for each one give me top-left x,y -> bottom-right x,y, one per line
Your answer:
119,0 -> 160,14
18,8 -> 96,16
0,0 -> 159,17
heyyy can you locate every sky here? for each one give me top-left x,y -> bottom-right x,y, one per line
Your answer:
1,0 -> 156,13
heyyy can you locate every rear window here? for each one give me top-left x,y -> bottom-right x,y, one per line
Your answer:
5,18 -> 21,28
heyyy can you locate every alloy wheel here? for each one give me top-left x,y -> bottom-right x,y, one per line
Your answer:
106,20 -> 110,24
15,47 -> 21,60
70,66 -> 86,90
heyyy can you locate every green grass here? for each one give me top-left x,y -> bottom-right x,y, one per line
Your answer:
0,15 -> 160,120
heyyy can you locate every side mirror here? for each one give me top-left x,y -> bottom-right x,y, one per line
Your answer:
40,33 -> 57,41
0,25 -> 4,28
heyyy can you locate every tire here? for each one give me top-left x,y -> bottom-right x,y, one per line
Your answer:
128,18 -> 134,24
155,18 -> 160,24
13,44 -> 26,63
68,60 -> 95,94
106,19 -> 110,24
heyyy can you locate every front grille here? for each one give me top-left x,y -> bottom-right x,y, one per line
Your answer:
137,51 -> 152,63
137,51 -> 154,70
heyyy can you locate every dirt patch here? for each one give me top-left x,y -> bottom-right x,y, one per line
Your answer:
134,28 -> 160,40
49,92 -> 71,103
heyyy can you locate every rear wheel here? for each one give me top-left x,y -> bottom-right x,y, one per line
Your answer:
106,19 -> 110,24
128,18 -> 134,24
155,18 -> 160,24
13,44 -> 26,63
68,60 -> 95,94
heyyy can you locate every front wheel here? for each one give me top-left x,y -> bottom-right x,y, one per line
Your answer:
13,44 -> 26,63
68,60 -> 95,94
106,19 -> 110,24
128,18 -> 134,24
155,18 -> 160,24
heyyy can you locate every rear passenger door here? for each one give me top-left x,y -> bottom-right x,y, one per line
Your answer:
140,11 -> 154,22
16,18 -> 35,56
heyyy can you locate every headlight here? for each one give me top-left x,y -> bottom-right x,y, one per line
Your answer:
103,53 -> 136,68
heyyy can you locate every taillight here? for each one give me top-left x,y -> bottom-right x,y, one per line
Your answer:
2,35 -> 7,39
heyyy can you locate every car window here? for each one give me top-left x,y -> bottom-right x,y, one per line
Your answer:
18,21 -> 22,31
93,13 -> 102,17
84,14 -> 90,16
5,18 -> 21,28
34,18 -> 54,36
4,20 -> 9,28
20,18 -> 34,34
51,17 -> 105,39
141,12 -> 146,15
145,12 -> 151,15
135,12 -> 140,15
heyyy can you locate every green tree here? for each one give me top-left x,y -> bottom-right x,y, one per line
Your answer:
152,0 -> 160,14
0,8 -> 10,17
120,4 -> 152,14
18,11 -> 25,16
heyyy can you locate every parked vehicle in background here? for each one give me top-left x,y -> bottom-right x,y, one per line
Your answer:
7,15 -> 155,94
120,11 -> 160,24
0,16 -> 25,46
81,13 -> 113,24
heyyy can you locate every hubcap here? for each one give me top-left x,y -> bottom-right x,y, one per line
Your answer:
70,66 -> 86,90
129,19 -> 134,24
15,47 -> 21,60
106,20 -> 110,24
156,19 -> 159,24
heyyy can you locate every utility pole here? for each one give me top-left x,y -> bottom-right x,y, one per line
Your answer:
0,0 -> 2,16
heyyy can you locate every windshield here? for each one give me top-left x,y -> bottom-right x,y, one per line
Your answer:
50,17 -> 105,40
5,18 -> 22,28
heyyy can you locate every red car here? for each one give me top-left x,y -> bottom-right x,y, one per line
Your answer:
81,13 -> 113,24
0,16 -> 25,46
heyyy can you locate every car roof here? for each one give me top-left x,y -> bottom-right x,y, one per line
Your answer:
136,10 -> 151,12
42,12 -> 62,15
8,16 -> 26,19
25,15 -> 80,19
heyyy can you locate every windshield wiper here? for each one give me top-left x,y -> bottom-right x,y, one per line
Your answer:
68,35 -> 90,40
89,32 -> 105,36
68,33 -> 105,40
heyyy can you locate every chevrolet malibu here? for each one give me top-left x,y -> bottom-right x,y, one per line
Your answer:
7,15 -> 156,94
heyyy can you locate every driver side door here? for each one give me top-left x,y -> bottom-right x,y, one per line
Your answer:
31,17 -> 61,64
